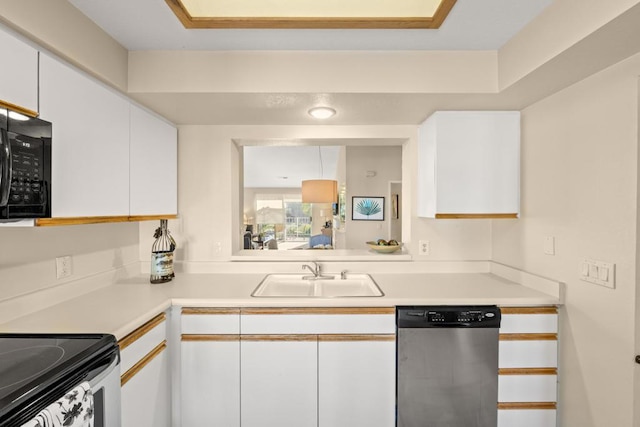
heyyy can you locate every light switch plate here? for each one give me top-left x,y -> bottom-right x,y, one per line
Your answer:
544,236 -> 555,255
580,258 -> 615,289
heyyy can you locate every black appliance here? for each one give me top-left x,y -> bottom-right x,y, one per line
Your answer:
0,333 -> 119,427
0,109 -> 52,220
397,306 -> 502,427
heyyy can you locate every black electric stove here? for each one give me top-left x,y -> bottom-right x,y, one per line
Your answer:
0,333 -> 118,426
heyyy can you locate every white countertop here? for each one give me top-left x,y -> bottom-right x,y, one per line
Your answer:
0,271 -> 561,340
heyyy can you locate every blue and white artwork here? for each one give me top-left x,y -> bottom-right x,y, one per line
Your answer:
352,196 -> 384,221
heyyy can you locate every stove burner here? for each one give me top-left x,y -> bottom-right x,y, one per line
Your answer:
0,346 -> 65,392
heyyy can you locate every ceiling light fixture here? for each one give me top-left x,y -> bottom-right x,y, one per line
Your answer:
166,0 -> 456,29
308,107 -> 336,120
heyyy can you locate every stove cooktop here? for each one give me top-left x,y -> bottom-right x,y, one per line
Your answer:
0,334 -> 117,424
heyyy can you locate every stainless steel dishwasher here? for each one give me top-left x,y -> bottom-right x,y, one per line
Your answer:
396,306 -> 501,427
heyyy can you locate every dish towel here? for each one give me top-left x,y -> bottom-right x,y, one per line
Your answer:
20,382 -> 94,427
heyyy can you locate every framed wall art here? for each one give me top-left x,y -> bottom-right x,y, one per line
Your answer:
392,193 -> 399,219
352,196 -> 384,221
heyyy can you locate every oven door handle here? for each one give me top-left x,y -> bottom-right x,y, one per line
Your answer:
86,351 -> 120,387
0,129 -> 12,206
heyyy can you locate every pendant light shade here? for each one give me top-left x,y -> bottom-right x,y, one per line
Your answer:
301,179 -> 337,203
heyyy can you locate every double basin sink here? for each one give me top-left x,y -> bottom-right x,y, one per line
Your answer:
251,273 -> 384,298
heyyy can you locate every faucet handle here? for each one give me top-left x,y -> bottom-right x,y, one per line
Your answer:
311,261 -> 320,274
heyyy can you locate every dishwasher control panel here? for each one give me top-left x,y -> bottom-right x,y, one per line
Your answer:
397,305 -> 501,328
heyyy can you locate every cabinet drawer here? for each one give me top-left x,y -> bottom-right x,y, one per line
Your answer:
119,313 -> 167,374
499,340 -> 557,368
181,308 -> 240,334
499,307 -> 558,334
240,308 -> 395,335
498,375 -> 557,402
498,409 -> 556,427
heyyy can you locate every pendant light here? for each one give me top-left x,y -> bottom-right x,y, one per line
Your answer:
301,147 -> 338,203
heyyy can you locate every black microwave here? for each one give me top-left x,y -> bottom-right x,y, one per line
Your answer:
0,109 -> 52,220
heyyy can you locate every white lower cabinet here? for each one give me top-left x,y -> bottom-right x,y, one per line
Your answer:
181,338 -> 240,426
498,375 -> 558,402
241,338 -> 318,427
180,308 -> 241,427
318,337 -> 396,427
180,307 -> 396,427
498,409 -> 557,427
121,349 -> 171,427
118,313 -> 170,427
498,307 -> 559,427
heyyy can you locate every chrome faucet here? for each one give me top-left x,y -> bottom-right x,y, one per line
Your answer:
302,261 -> 321,278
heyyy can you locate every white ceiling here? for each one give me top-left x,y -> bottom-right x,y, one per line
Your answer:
243,146 -> 340,188
68,0 -> 552,51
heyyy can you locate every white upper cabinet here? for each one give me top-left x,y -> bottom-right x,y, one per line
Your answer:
39,53 -> 130,217
0,27 -> 38,113
418,111 -> 520,218
130,104 -> 177,216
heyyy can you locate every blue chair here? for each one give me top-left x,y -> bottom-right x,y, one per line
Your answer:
309,234 -> 331,248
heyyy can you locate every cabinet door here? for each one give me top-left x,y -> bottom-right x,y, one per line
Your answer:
0,28 -> 38,113
39,53 -> 130,217
318,337 -> 396,427
180,308 -> 241,427
181,339 -> 240,427
130,104 -> 177,216
418,111 -> 520,217
241,337 -> 317,427
119,314 -> 170,427
121,347 -> 171,427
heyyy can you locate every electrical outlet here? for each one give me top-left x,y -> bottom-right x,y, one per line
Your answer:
418,240 -> 430,255
56,256 -> 72,279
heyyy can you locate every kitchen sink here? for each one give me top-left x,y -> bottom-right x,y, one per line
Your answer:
251,273 -> 384,298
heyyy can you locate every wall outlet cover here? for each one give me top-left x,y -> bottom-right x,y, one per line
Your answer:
55,255 -> 72,279
418,240 -> 430,255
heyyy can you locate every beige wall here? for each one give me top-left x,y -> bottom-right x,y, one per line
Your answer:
129,50 -> 498,95
345,146 -> 402,249
492,53 -> 640,426
0,223 -> 139,322
499,0 -> 640,89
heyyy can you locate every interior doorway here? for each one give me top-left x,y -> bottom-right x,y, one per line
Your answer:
388,181 -> 402,241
